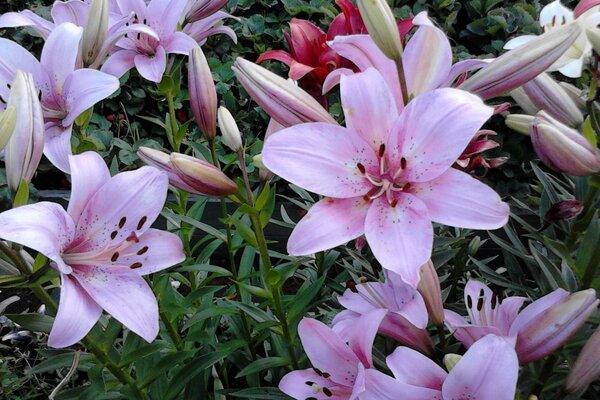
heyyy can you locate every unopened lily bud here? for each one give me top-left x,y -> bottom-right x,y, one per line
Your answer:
443,354 -> 462,372
460,23 -> 581,99
217,106 -> 242,152
505,114 -> 535,135
531,112 -> 600,176
189,46 -> 217,139
5,71 -> 44,193
566,325 -> 600,393
417,260 -> 445,327
137,147 -> 198,193
509,288 -> 599,363
170,153 -> 238,197
544,200 -> 584,222
232,57 -> 337,127
356,0 -> 403,60
560,82 -> 586,111
521,73 -> 584,127
185,0 -> 229,23
81,0 -> 109,65
0,105 -> 16,150
510,87 -> 539,116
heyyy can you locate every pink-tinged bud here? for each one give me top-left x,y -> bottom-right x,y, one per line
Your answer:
169,153 -> 238,197
559,82 -> 586,111
531,112 -> 600,176
417,260 -> 445,327
459,23 -> 581,99
566,325 -> 600,393
544,200 -> 585,222
137,147 -> 198,193
505,114 -> 535,135
509,288 -> 598,363
189,46 -> 217,139
575,0 -> 600,18
232,57 -> 337,127
5,71 -> 44,192
520,73 -> 584,127
356,0 -> 403,60
185,0 -> 229,23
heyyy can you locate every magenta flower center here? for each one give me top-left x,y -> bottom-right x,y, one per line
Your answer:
357,144 -> 411,207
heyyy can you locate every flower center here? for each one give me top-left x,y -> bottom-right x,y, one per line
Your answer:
357,144 -> 411,207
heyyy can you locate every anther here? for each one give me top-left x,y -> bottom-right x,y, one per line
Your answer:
401,157 -> 407,169
322,387 -> 333,397
110,231 -> 118,240
137,216 -> 147,230
137,246 -> 149,255
356,163 -> 366,174
390,199 -> 398,208
129,262 -> 143,269
378,144 -> 386,158
118,217 -> 127,228
347,280 -> 358,293
476,297 -> 484,311
111,252 -> 120,262
466,295 -> 473,308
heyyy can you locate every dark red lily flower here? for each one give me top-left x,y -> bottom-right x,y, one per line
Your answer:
257,0 -> 414,106
455,130 -> 508,175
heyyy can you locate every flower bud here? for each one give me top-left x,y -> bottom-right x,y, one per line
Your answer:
544,200 -> 584,222
185,0 -> 229,23
169,153 -> 238,197
137,147 -> 198,193
566,325 -> 600,393
505,114 -> 535,135
509,288 -> 599,363
417,260 -> 445,327
459,23 -> 581,99
531,112 -> 600,176
217,106 -> 242,152
520,73 -> 584,127
443,354 -> 462,372
0,105 -> 16,150
81,0 -> 109,66
510,88 -> 540,116
232,57 -> 337,127
5,71 -> 44,192
559,82 -> 586,111
189,46 -> 217,139
356,0 -> 403,60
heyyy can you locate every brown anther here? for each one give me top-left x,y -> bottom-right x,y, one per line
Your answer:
321,372 -> 331,379
491,293 -> 498,309
137,246 -> 149,255
403,183 -> 411,191
137,216 -> 147,230
129,262 -> 143,269
322,387 -> 333,397
111,252 -> 120,262
356,163 -> 366,174
390,199 -> 398,208
110,231 -> 118,240
476,297 -> 484,311
346,280 -> 358,293
378,143 -> 386,158
118,217 -> 127,228
466,295 -> 473,309
401,157 -> 407,169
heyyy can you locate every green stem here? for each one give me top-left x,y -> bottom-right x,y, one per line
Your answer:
167,94 -> 180,152
394,58 -> 410,106
436,324 -> 446,353
565,184 -> 599,250
160,311 -> 183,351
29,284 -> 149,399
532,355 -> 558,397
209,140 -> 257,361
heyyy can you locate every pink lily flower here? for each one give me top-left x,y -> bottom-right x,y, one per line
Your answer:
101,0 -> 198,82
0,23 -> 119,173
262,68 -> 508,286
279,310 -> 386,400
445,280 -> 599,363
0,152 -> 185,348
361,334 -> 519,400
332,271 -> 434,354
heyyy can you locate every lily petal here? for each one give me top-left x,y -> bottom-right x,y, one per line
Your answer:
134,46 -> 167,82
44,124 -> 74,173
62,69 -> 119,127
332,309 -> 387,368
362,369 -> 442,400
386,346 -> 447,390
101,49 -> 138,79
40,23 -> 83,93
116,229 -> 185,275
67,152 -> 111,225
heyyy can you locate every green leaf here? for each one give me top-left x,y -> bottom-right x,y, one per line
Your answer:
6,313 -> 54,333
119,343 -> 165,366
236,357 -> 289,378
13,178 -> 29,207
229,216 -> 258,248
226,387 -> 289,399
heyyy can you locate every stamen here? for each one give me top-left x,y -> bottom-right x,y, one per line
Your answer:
137,217 -> 147,230
466,295 -> 473,309
378,144 -> 386,158
111,252 -> 119,262
322,387 -> 333,397
356,163 -> 366,174
118,217 -> 127,228
110,231 -> 118,240
129,262 -> 143,269
137,246 -> 149,255
401,157 -> 407,169
362,282 -> 387,309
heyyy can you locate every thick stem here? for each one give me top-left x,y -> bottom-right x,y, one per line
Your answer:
29,284 -> 149,399
394,58 -> 410,106
237,150 -> 254,207
160,311 -> 183,351
167,95 -> 180,152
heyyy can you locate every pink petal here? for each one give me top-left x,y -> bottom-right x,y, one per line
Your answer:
379,313 -> 434,354
298,318 -> 361,386
341,68 -> 399,152
44,124 -> 74,173
48,273 -> 102,348
444,309 -> 503,348
280,369 -> 350,399
322,67 -> 354,93
362,369 -> 442,400
386,346 -> 447,390
364,195 -> 432,287
332,309 -> 387,368
328,35 -> 403,109
444,59 -> 491,87
288,197 -> 369,255
508,289 -> 569,336
403,14 -> 452,96
115,229 -> 185,275
40,23 -> 83,93
0,38 -> 46,101
0,10 -> 54,38
0,202 -> 75,274
51,1 -> 90,26
73,265 -> 159,342
67,152 -> 111,225
70,166 -> 168,253
163,31 -> 198,55
388,88 -> 493,182
101,49 -> 138,79
134,46 -> 167,82
262,123 -> 376,198
256,50 -> 294,66
411,168 -> 509,230
146,0 -> 188,37
62,69 -> 119,127
443,335 -> 518,400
